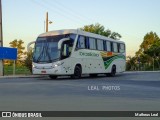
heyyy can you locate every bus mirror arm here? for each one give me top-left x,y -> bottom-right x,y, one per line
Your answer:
27,41 -> 35,52
58,38 -> 70,49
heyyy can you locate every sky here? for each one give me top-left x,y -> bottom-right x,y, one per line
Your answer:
2,0 -> 160,56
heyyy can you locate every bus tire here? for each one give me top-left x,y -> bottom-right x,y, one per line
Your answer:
110,65 -> 116,77
49,75 -> 57,79
89,74 -> 98,77
71,65 -> 82,79
106,65 -> 116,77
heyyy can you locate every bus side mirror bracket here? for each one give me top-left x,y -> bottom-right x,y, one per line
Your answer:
58,38 -> 70,49
27,41 -> 35,52
63,44 -> 68,56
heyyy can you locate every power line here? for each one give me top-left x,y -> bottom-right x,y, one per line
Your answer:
30,0 -> 84,27
45,0 -> 92,24
39,0 -> 86,25
53,0 -> 96,23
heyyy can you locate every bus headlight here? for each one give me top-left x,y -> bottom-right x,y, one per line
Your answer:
54,64 -> 58,67
32,64 -> 35,68
53,62 -> 64,67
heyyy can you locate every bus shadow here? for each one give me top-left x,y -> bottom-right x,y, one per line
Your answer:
37,73 -> 124,81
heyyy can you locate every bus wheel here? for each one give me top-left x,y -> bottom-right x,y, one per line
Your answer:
110,65 -> 116,77
89,74 -> 98,77
49,75 -> 57,79
106,65 -> 116,77
71,66 -> 82,79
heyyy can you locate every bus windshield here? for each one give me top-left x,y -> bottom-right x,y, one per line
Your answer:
33,34 -> 76,63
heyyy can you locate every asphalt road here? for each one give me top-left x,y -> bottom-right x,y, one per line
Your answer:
0,72 -> 160,120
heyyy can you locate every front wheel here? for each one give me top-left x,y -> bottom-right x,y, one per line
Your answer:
71,66 -> 82,79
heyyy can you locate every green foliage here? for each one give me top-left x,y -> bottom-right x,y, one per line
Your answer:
24,50 -> 33,72
126,56 -> 137,71
4,65 -> 31,75
9,39 -> 26,66
144,40 -> 160,57
81,23 -> 122,40
136,31 -> 160,56
127,31 -> 160,71
144,40 -> 160,69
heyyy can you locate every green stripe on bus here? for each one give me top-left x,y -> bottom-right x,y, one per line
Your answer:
103,55 -> 125,69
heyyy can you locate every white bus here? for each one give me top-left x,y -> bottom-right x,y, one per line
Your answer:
31,29 -> 125,79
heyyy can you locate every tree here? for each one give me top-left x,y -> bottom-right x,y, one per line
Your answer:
81,23 -> 122,40
145,39 -> 160,57
24,49 -> 33,72
136,31 -> 160,56
9,39 -> 26,66
134,31 -> 160,70
126,56 -> 137,71
144,40 -> 160,69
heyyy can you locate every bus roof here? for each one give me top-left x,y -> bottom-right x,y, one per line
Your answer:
39,29 -> 124,43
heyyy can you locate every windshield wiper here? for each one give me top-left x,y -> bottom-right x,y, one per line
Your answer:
36,42 -> 52,63
36,45 -> 45,63
45,42 -> 52,62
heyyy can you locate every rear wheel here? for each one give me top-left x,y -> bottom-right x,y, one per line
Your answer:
71,66 -> 82,79
106,65 -> 116,77
49,75 -> 57,79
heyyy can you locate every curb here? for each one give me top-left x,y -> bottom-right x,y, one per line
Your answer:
124,71 -> 160,73
0,75 -> 47,79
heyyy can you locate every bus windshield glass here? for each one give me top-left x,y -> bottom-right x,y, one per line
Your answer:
33,34 -> 76,63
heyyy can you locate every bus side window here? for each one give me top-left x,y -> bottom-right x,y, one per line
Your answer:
89,37 -> 96,49
97,39 -> 104,51
113,42 -> 118,53
77,36 -> 85,49
106,41 -> 111,52
119,43 -> 125,53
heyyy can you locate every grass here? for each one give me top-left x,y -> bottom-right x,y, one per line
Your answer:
4,65 -> 31,75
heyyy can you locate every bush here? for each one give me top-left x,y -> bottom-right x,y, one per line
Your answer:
24,50 -> 33,73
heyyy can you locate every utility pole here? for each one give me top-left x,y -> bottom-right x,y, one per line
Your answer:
0,0 -> 3,76
46,12 -> 48,32
45,12 -> 52,32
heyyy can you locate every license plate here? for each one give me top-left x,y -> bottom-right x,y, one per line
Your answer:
41,71 -> 46,74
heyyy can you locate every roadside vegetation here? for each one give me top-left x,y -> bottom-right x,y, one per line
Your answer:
126,32 -> 160,71
4,65 -> 31,75
4,39 -> 32,75
81,23 -> 121,40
